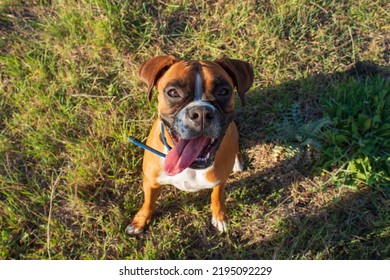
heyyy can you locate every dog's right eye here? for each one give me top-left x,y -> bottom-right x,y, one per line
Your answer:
166,88 -> 180,98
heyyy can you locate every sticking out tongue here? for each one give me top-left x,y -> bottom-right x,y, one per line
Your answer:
164,136 -> 210,176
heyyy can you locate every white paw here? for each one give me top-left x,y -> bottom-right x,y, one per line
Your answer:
125,224 -> 144,235
212,217 -> 228,233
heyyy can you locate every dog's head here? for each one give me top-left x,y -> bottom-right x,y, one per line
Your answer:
138,56 -> 254,175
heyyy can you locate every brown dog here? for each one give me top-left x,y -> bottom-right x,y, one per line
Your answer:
126,56 -> 253,234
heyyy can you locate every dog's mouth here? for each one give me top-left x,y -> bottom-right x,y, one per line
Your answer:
164,133 -> 221,176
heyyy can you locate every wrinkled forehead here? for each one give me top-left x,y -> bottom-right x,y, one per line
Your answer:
156,60 -> 234,91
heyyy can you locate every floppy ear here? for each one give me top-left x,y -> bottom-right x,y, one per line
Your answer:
214,58 -> 254,105
138,55 -> 176,101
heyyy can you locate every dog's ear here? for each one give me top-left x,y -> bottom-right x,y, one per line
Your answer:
138,55 -> 176,101
214,58 -> 254,105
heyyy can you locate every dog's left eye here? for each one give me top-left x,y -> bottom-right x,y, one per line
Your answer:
217,88 -> 230,97
167,88 -> 180,98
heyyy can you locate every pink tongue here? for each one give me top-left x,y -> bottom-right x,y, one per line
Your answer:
164,136 -> 209,176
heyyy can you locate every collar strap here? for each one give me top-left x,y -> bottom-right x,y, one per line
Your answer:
128,122 -> 172,158
160,122 -> 172,151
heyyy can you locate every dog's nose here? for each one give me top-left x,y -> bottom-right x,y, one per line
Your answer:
187,106 -> 215,127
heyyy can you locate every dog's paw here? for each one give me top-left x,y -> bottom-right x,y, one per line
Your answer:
126,209 -> 152,235
211,217 -> 228,233
125,224 -> 144,235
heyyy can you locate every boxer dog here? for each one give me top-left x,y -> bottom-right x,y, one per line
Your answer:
126,56 -> 253,234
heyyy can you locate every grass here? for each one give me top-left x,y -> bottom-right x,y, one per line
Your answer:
0,0 -> 389,259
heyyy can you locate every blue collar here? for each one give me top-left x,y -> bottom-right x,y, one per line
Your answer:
160,122 -> 172,151
128,122 -> 171,158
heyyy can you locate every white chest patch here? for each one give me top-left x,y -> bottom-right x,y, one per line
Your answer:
157,163 -> 220,192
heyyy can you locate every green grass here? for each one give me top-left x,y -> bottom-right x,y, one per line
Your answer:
0,0 -> 389,259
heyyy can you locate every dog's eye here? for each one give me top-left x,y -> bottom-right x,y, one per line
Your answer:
218,88 -> 230,97
167,88 -> 180,98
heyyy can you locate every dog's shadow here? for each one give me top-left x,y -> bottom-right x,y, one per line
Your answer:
130,61 -> 389,259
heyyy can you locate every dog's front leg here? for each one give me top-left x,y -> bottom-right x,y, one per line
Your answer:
126,179 -> 162,235
211,184 -> 228,233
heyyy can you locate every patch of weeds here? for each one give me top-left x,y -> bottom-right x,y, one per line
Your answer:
267,102 -> 330,163
320,76 -> 390,190
268,75 -> 390,192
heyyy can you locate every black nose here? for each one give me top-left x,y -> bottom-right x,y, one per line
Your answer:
187,106 -> 215,127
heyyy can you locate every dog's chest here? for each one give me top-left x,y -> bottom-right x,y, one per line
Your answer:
157,166 -> 220,192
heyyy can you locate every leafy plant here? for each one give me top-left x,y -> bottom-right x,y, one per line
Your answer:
320,76 -> 390,189
268,102 -> 331,155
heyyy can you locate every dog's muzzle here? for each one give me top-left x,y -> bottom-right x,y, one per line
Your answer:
161,103 -> 229,175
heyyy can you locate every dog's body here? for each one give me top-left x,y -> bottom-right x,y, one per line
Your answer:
126,56 -> 253,234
